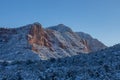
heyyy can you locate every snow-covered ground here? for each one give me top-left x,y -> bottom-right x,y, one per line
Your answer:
0,44 -> 120,80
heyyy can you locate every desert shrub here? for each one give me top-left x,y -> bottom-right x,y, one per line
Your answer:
16,72 -> 23,80
87,69 -> 94,77
49,58 -> 56,63
1,61 -> 8,66
103,65 -> 111,72
115,64 -> 120,70
98,60 -> 104,65
66,68 -> 77,79
11,61 -> 22,65
2,77 -> 7,80
26,60 -> 34,65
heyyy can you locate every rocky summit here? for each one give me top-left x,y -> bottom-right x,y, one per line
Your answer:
0,22 -> 106,60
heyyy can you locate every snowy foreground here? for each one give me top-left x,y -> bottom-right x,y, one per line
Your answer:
0,44 -> 120,80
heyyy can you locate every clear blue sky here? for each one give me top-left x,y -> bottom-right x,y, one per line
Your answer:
0,0 -> 120,46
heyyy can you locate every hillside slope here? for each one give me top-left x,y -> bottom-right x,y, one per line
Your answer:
0,23 -> 106,60
0,44 -> 120,80
76,32 -> 107,52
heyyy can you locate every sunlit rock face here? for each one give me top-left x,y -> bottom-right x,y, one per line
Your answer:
76,32 -> 107,52
47,24 -> 91,53
27,23 -> 106,60
28,23 -> 52,52
0,22 -> 107,60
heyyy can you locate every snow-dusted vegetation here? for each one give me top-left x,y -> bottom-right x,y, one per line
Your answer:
0,44 -> 120,80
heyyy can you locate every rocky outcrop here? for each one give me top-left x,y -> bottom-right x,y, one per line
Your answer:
28,23 -> 52,52
0,22 -> 107,60
76,32 -> 107,52
26,23 -> 94,59
47,24 -> 91,53
80,39 -> 90,52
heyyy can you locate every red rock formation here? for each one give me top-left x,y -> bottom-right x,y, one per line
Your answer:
28,23 -> 52,52
81,39 -> 91,52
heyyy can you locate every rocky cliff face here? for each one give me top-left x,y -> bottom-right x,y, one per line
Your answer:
76,32 -> 107,52
0,23 -> 107,60
47,24 -> 91,53
28,23 -> 52,52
